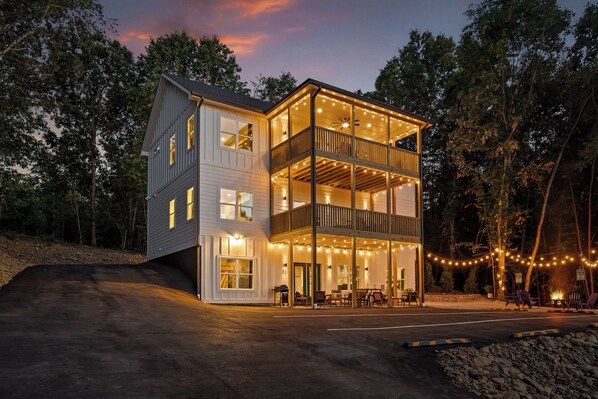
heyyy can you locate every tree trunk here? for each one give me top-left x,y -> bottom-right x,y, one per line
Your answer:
90,127 -> 97,247
71,194 -> 83,245
588,156 -> 596,294
525,110 -> 582,291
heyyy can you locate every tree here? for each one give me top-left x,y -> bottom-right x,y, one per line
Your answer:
136,32 -> 248,117
464,267 -> 479,294
43,20 -> 135,246
0,0 -> 104,171
439,267 -> 455,293
447,0 -> 571,299
373,31 -> 466,257
251,72 -> 297,103
424,261 -> 436,292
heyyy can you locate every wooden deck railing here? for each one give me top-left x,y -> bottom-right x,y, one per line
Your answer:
271,203 -> 420,239
290,128 -> 311,158
315,127 -> 352,157
391,214 -> 421,237
389,147 -> 419,174
271,212 -> 290,236
355,137 -> 388,165
290,204 -> 312,230
270,126 -> 419,174
355,209 -> 388,233
316,204 -> 353,229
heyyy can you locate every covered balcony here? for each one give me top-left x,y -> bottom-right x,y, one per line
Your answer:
270,92 -> 422,176
270,157 -> 421,242
271,235 -> 421,307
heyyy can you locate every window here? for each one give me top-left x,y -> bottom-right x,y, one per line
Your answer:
219,188 -> 253,221
186,187 -> 194,220
169,199 -> 175,229
220,257 -> 253,289
169,133 -> 176,165
220,116 -> 253,152
187,115 -> 195,150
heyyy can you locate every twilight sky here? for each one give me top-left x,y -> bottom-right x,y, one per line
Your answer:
100,0 -> 588,93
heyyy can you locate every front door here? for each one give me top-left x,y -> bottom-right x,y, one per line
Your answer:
294,263 -> 320,296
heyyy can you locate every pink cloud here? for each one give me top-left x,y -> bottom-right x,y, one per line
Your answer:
220,33 -> 269,54
117,30 -> 154,44
221,0 -> 294,17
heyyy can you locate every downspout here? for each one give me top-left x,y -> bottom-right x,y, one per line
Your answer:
195,96 -> 204,300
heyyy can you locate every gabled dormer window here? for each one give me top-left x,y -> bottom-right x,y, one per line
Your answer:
220,116 -> 253,152
169,133 -> 176,165
187,115 -> 195,150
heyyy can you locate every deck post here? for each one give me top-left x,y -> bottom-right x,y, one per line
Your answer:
352,236 -> 357,308
289,241 -> 294,307
310,88 -> 320,308
416,126 -> 425,306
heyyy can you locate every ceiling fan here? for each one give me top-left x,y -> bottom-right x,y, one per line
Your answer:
332,116 -> 360,131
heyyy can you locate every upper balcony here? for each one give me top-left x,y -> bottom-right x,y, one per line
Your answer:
269,90 -> 426,176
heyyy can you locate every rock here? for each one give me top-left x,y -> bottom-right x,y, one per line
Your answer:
500,392 -> 520,399
491,377 -> 505,385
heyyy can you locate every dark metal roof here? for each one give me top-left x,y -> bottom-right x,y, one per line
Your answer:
164,73 -> 432,126
164,73 -> 274,113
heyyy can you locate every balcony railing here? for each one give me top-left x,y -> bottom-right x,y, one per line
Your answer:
271,126 -> 419,175
270,203 -> 420,239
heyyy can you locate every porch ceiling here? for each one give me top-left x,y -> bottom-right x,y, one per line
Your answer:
271,233 -> 419,252
288,158 -> 417,194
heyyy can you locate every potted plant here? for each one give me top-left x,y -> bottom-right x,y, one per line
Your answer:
484,285 -> 494,299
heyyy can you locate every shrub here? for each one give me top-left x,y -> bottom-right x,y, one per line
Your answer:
424,261 -> 435,292
439,267 -> 455,293
464,267 -> 478,294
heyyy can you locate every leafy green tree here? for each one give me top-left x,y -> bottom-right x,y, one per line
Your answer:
439,268 -> 455,293
0,0 -> 103,170
43,20 -> 135,246
251,72 -> 297,103
447,0 -> 571,299
373,31 -> 466,256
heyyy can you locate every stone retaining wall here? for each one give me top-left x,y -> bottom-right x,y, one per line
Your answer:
425,293 -> 487,302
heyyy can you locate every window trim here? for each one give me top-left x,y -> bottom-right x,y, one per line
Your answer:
217,256 -> 255,291
186,187 -> 194,221
169,133 -> 176,166
218,187 -> 253,222
218,115 -> 255,154
187,114 -> 195,150
168,198 -> 176,230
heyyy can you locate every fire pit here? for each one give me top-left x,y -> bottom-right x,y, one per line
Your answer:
550,290 -> 566,308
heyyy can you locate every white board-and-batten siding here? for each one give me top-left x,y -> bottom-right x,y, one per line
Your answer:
146,81 -> 197,260
197,104 -> 275,303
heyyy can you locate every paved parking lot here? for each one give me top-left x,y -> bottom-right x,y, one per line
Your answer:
0,264 -> 595,398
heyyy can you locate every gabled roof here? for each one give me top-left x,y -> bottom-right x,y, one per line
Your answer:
164,73 -> 273,113
266,78 -> 433,126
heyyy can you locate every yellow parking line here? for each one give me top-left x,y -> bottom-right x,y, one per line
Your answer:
511,328 -> 560,338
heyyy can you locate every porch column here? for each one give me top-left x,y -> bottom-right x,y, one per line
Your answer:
416,126 -> 425,305
387,170 -> 392,307
289,241 -> 294,306
310,88 -> 319,308
352,236 -> 357,308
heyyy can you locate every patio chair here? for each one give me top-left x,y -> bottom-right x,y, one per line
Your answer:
315,291 -> 327,306
371,291 -> 386,307
294,292 -> 309,306
567,290 -> 583,311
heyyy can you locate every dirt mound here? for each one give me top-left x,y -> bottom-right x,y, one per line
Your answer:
0,234 -> 146,287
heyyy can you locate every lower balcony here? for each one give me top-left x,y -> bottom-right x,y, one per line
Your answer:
270,203 -> 420,242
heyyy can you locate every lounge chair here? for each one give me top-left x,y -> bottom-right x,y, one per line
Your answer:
567,291 -> 583,310
587,293 -> 598,309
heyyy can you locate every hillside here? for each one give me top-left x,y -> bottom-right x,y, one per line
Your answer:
0,235 -> 146,287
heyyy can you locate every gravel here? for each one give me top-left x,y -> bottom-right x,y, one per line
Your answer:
437,331 -> 598,399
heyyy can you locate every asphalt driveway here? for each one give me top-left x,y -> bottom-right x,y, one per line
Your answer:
0,264 -> 595,399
